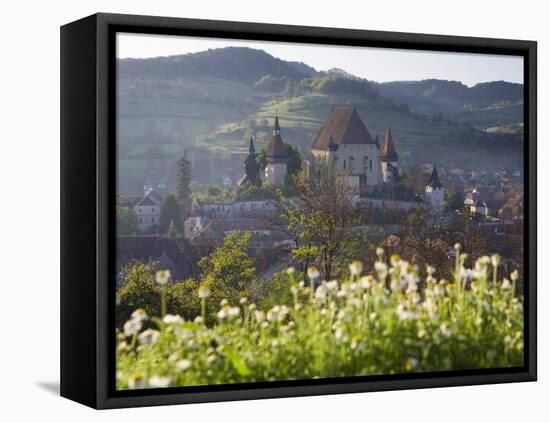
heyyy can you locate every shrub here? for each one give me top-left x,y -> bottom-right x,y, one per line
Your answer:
116,247 -> 523,389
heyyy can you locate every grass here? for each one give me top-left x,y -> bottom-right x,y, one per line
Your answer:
116,247 -> 523,389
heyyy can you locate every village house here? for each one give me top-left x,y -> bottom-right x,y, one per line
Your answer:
133,191 -> 161,231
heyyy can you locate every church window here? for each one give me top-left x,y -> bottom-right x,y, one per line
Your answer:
343,159 -> 346,170
370,160 -> 373,171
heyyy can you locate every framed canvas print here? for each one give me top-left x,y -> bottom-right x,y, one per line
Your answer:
60,13 -> 537,409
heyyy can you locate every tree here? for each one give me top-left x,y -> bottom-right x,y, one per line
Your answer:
198,232 -> 256,294
399,208 -> 453,276
167,220 -> 177,237
117,262 -> 160,327
116,194 -> 138,235
272,167 -> 359,280
117,263 -> 200,326
176,150 -> 192,210
159,193 -> 182,233
445,190 -> 465,212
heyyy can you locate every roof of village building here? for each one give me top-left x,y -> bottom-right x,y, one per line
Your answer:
426,166 -> 443,188
116,235 -> 194,282
313,106 -> 376,151
379,128 -> 399,161
134,193 -> 160,207
266,115 -> 288,159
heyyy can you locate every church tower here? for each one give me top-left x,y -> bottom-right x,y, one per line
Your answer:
379,128 -> 399,184
264,114 -> 288,186
237,137 -> 260,187
425,165 -> 445,207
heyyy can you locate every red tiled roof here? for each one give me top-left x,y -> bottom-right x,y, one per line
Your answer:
313,106 -> 376,151
266,116 -> 288,158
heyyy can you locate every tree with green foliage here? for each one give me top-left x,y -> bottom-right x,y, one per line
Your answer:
167,220 -> 177,238
235,184 -> 276,201
159,193 -> 182,233
445,190 -> 465,211
116,194 -> 138,235
176,150 -> 192,209
199,232 -> 256,293
273,167 -> 359,280
117,262 -> 200,326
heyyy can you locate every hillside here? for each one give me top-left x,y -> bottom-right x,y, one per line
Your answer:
378,79 -> 523,130
116,47 -> 523,194
118,47 -> 307,83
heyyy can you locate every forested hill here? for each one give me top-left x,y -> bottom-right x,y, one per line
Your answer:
118,47 -> 308,83
377,79 -> 523,115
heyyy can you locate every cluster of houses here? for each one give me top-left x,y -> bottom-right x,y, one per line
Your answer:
116,106 -> 523,283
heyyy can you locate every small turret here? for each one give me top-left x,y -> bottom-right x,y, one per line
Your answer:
264,114 -> 288,186
425,165 -> 445,207
237,137 -> 261,187
380,129 -> 399,184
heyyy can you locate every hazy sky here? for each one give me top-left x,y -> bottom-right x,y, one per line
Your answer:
117,33 -> 523,87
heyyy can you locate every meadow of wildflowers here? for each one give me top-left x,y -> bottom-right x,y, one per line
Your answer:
116,246 -> 523,390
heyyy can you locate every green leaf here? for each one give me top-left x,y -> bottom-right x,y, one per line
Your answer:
225,348 -> 251,377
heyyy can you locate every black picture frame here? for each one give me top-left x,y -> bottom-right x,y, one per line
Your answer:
60,12 -> 537,409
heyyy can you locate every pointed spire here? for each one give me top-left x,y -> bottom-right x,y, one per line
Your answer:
273,111 -> 280,136
267,113 -> 287,160
379,128 -> 398,161
248,136 -> 255,153
427,165 -> 443,188
374,134 -> 380,148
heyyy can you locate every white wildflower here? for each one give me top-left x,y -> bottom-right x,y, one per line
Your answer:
227,306 -> 240,317
374,261 -> 388,279
131,308 -> 149,322
348,260 -> 363,277
502,278 -> 512,289
198,286 -> 210,299
138,328 -> 160,344
176,359 -> 192,371
187,339 -> 201,350
254,310 -> 265,322
439,322 -> 451,336
359,276 -> 373,289
326,280 -> 339,291
148,376 -> 171,388
422,298 -> 438,318
155,269 -> 171,285
307,267 -> 320,281
163,314 -> 184,324
123,318 -> 142,337
315,284 -> 328,299
396,303 -> 418,321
